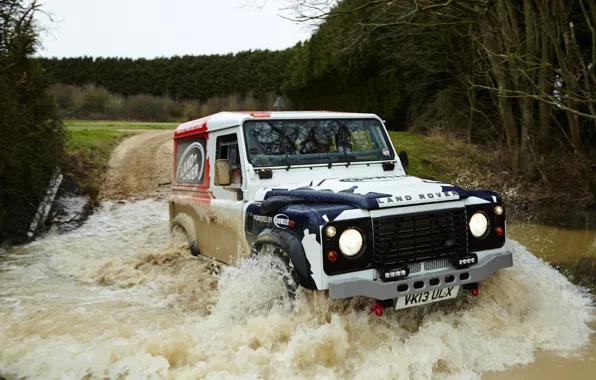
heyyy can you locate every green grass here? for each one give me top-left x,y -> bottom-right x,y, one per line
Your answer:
65,129 -> 130,202
68,129 -> 129,148
389,131 -> 490,183
65,119 -> 178,130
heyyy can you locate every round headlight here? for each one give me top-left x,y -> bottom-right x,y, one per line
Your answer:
494,205 -> 504,216
469,212 -> 489,238
338,228 -> 364,257
325,225 -> 337,238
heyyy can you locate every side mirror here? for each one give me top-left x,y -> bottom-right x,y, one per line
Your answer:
398,150 -> 409,173
214,159 -> 232,186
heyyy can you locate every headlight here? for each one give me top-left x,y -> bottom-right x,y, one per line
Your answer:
325,225 -> 337,238
338,228 -> 363,257
469,212 -> 489,238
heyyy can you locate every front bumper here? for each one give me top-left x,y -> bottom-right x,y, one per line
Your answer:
328,249 -> 513,300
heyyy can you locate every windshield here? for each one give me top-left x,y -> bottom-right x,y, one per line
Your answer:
243,118 -> 394,167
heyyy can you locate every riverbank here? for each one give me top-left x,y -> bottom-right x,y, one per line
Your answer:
38,122 -> 174,237
389,132 -> 584,213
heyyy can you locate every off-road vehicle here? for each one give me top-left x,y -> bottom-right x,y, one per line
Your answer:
169,111 -> 512,310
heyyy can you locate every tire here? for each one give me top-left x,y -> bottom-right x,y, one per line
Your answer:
253,243 -> 299,300
171,224 -> 199,257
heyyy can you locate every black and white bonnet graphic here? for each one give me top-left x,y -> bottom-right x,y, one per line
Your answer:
246,174 -> 504,291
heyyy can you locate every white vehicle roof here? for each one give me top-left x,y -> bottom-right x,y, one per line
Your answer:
174,111 -> 381,138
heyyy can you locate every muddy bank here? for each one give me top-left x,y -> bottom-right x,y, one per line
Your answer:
100,130 -> 173,201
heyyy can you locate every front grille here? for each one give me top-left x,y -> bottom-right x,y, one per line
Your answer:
373,208 -> 468,269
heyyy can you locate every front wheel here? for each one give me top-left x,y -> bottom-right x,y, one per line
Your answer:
253,243 -> 299,301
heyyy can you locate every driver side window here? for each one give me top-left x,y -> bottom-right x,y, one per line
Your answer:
216,133 -> 242,186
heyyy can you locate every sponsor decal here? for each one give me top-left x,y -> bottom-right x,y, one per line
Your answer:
176,142 -> 205,182
340,175 -> 402,182
273,214 -> 291,229
253,215 -> 273,224
253,214 -> 295,229
382,148 -> 390,157
377,191 -> 460,207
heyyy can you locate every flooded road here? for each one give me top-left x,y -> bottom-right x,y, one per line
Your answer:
0,199 -> 593,379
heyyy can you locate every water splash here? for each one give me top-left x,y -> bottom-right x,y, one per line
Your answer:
0,200 -> 592,379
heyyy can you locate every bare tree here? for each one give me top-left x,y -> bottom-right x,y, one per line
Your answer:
287,0 -> 596,199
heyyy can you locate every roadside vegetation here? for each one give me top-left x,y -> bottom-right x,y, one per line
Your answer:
0,0 -> 66,243
391,131 -> 534,209
66,120 -> 177,130
390,132 -> 489,182
50,83 -> 287,122
63,129 -> 129,204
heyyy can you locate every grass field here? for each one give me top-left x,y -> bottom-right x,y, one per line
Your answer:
389,131 -> 488,183
66,129 -> 131,202
66,120 -> 178,131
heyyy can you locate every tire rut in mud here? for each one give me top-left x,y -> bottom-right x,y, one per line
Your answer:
100,131 -> 174,200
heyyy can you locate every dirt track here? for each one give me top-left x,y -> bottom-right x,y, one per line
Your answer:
100,130 -> 174,200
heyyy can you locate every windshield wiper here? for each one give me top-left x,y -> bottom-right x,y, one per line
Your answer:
343,147 -> 351,167
337,122 -> 352,167
285,154 -> 291,171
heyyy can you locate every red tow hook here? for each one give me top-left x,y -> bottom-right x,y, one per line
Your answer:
369,299 -> 384,316
469,285 -> 480,297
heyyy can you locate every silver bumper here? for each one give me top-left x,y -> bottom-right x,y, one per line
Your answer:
328,250 -> 513,300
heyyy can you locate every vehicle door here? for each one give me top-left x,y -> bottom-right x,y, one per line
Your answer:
207,129 -> 248,264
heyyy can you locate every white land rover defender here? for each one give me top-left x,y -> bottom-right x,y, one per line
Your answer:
169,111 -> 512,310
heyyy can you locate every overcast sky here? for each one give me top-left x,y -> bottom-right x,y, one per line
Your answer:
38,0 -> 313,58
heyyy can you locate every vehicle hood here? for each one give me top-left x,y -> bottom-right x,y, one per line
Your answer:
254,175 -> 501,211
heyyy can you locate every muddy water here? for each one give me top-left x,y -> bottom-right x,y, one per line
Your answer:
0,200 -> 594,379
482,214 -> 596,379
508,210 -> 596,264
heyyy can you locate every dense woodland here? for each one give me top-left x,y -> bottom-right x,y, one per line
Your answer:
38,50 -> 294,103
37,35 -> 408,127
38,43 -> 408,126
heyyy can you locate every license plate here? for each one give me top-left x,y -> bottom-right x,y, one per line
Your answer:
395,286 -> 460,310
